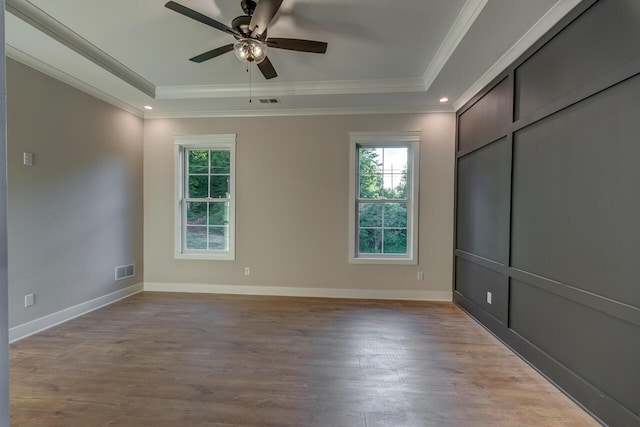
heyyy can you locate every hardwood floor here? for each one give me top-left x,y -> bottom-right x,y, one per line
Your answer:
10,292 -> 599,426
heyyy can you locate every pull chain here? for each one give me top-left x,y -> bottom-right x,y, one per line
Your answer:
247,63 -> 252,103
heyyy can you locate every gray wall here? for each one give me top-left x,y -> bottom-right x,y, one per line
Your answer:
454,1 -> 640,426
6,59 -> 144,328
0,2 -> 10,425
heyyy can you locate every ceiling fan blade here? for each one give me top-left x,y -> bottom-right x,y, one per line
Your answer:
165,1 -> 241,37
189,44 -> 234,63
257,56 -> 278,80
249,0 -> 284,38
266,38 -> 327,54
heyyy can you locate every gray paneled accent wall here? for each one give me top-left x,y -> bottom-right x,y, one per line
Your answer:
456,137 -> 510,262
454,1 -> 640,426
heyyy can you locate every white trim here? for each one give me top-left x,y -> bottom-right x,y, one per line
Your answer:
6,44 -> 145,118
173,134 -> 238,145
9,283 -> 143,343
6,0 -> 155,98
349,131 -> 422,144
174,134 -> 237,261
145,106 -> 454,120
144,282 -> 452,302
453,0 -> 583,111
423,0 -> 488,90
348,131 -> 420,265
155,78 -> 426,100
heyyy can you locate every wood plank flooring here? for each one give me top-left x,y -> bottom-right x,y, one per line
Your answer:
10,292 -> 599,426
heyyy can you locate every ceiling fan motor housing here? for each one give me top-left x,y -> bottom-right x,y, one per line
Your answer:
231,15 -> 266,39
241,0 -> 257,16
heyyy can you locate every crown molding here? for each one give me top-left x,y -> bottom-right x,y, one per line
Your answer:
423,0 -> 487,90
453,0 -> 583,111
6,44 -> 145,118
155,78 -> 427,100
5,0 -> 156,98
144,105 -> 454,119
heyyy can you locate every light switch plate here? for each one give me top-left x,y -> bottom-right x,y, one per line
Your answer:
23,152 -> 33,166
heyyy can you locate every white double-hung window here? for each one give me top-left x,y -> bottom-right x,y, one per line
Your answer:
174,134 -> 236,260
348,132 -> 420,264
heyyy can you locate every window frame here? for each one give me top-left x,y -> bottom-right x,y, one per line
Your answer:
174,134 -> 236,261
348,131 -> 420,265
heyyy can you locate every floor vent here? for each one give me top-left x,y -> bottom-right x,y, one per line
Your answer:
259,98 -> 280,104
115,264 -> 135,281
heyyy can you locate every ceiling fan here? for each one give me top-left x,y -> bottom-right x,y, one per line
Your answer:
165,0 -> 328,80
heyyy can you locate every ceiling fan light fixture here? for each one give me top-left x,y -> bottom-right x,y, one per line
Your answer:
234,39 -> 267,63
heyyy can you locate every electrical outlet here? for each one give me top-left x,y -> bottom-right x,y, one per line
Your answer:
417,271 -> 424,281
244,267 -> 251,276
23,152 -> 33,166
25,294 -> 34,308
486,291 -> 492,305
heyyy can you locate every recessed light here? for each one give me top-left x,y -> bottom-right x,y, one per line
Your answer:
439,97 -> 449,103
144,105 -> 153,110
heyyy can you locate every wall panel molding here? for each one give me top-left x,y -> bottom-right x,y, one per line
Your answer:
509,268 -> 640,328
454,250 -> 505,274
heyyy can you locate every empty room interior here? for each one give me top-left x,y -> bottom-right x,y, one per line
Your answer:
0,0 -> 638,426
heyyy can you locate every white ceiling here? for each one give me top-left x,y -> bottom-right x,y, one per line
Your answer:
4,0 -> 583,118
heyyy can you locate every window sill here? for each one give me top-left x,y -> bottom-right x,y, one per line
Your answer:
175,252 -> 235,261
349,257 -> 417,265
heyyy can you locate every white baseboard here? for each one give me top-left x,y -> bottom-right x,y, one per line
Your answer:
9,283 -> 143,343
144,282 -> 452,302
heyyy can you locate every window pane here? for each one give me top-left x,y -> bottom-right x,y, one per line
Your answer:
208,202 -> 229,226
382,147 -> 408,199
383,147 -> 408,172
359,174 -> 382,199
208,227 -> 228,250
383,203 -> 407,227
188,150 -> 208,174
186,226 -> 207,250
359,228 -> 382,254
188,175 -> 208,198
186,202 -> 207,225
210,151 -> 230,174
359,147 -> 382,174
383,229 -> 407,254
358,203 -> 382,227
210,175 -> 230,198
358,147 -> 383,199
382,173 -> 407,199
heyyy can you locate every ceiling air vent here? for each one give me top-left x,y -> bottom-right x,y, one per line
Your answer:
259,98 -> 280,104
